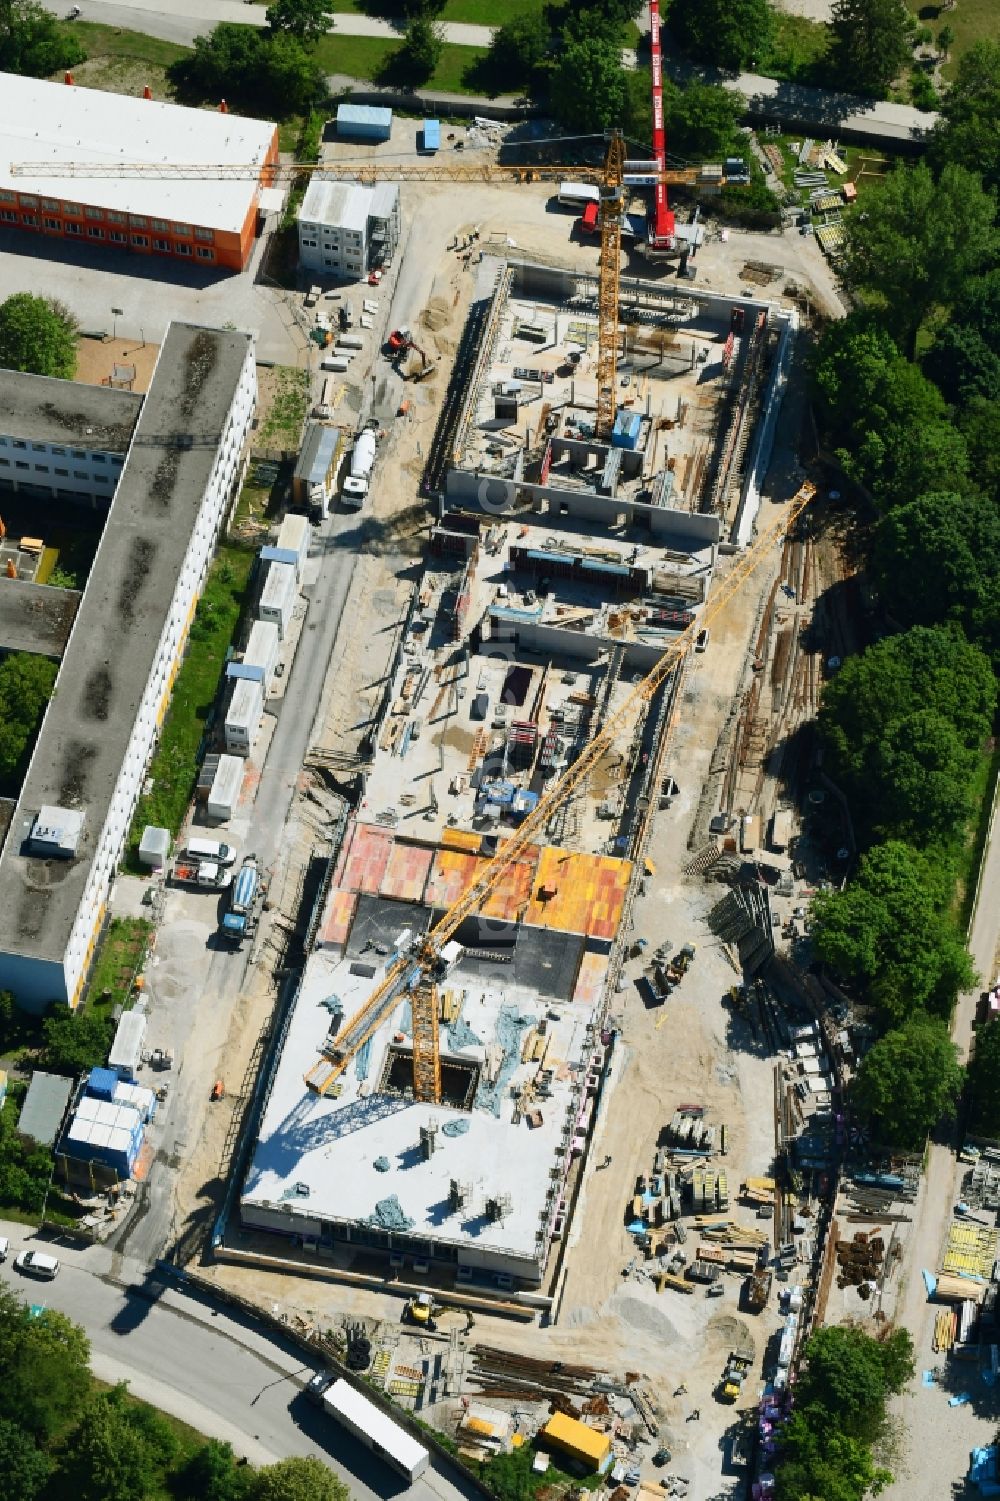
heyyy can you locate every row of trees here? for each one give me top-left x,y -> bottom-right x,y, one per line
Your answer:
775,1324 -> 913,1500
667,0 -> 919,99
808,45 -> 1000,1149
0,1283 -> 349,1501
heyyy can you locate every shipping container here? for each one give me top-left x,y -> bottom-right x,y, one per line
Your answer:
337,335 -> 365,351
320,356 -> 351,373
108,1011 -> 146,1082
257,560 -> 297,638
557,181 -> 600,207
224,677 -> 264,757
309,1377 -> 429,1482
207,754 -> 245,824
336,103 -> 392,142
227,619 -> 280,687
275,512 -> 311,579
421,119 -> 440,153
612,409 -> 641,450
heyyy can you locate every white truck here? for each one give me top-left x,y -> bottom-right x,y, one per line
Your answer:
172,857 -> 232,890
342,428 -> 377,509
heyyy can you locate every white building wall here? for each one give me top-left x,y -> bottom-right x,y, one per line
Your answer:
61,343 -> 257,1007
0,433 -> 125,505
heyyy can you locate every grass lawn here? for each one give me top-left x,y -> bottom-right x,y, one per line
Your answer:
67,22 -> 189,98
936,0 -> 995,80
257,366 -> 310,447
84,917 -> 154,1019
126,544 -> 255,863
316,33 -> 488,91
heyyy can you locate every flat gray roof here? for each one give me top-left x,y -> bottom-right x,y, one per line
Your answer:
0,579 -> 81,657
0,323 -> 252,964
18,1070 -> 73,1145
0,368 -> 141,451
294,422 -> 341,485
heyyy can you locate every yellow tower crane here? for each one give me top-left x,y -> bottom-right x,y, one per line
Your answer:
8,144 -> 810,1102
11,131 -> 736,439
301,481 -> 815,1102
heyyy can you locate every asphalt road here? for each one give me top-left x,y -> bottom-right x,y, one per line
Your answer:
0,1233 -> 479,1501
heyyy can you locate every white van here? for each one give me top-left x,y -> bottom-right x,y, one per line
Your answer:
15,1250 -> 59,1279
184,837 -> 237,866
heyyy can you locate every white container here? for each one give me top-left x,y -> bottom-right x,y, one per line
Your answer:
242,619 -> 280,686
337,335 -> 364,351
207,754 -> 245,823
257,560 -> 297,638
224,677 -> 264,756
321,356 -> 351,373
275,513 -> 310,580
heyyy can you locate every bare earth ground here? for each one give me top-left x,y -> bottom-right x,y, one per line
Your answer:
74,332 -> 160,391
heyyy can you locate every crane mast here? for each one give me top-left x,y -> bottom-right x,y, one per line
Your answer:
648,0 -> 676,252
304,483 -> 817,1100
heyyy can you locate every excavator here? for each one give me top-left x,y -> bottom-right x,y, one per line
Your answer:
385,327 -> 436,382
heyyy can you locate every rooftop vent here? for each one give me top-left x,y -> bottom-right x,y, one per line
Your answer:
28,805 -> 84,859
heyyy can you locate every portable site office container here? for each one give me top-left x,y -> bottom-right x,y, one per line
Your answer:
108,1011 -> 146,1083
275,512 -> 310,580
207,754 -> 245,824
257,559 -> 297,638
336,103 -> 392,142
224,677 -> 264,757
337,335 -> 364,351
421,118 -> 440,153
227,619 -> 280,688
321,356 -> 351,373
320,1379 -> 429,1482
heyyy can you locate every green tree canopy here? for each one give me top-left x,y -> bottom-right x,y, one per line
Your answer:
550,33 -> 626,131
481,13 -> 549,90
872,490 -> 1000,662
774,1415 -> 891,1501
250,1456 -> 350,1501
0,1418 -> 51,1501
798,1326 -> 914,1439
924,323 -> 1000,408
0,653 -> 58,793
0,294 -> 77,379
959,398 -> 1000,505
968,1021 -> 1000,1136
0,0 -> 84,76
666,0 -> 774,72
386,16 -> 443,85
171,25 -> 323,116
59,1388 -> 165,1501
812,312 -> 970,507
868,707 -> 982,843
840,162 -> 1000,355
0,1291 -> 91,1443
663,79 -> 743,160
41,1007 -> 113,1076
952,271 -> 1000,354
265,0 -> 333,43
811,841 -> 976,1023
177,1439 -> 253,1501
829,0 -> 910,97
851,1012 -> 964,1146
931,41 -> 1000,193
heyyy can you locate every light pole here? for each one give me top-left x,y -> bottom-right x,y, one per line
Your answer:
111,305 -> 124,340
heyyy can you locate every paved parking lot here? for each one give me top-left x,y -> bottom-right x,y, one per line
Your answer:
0,221 -> 306,364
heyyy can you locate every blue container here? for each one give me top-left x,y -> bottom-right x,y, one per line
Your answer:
337,103 -> 392,142
611,410 -> 641,450
87,1067 -> 118,1101
422,119 -> 440,153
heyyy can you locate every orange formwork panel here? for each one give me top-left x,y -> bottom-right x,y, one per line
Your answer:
426,847 -> 539,919
317,888 -> 358,949
380,840 -> 434,902
572,949 -> 608,1010
340,822 -> 394,894
525,847 -> 632,940
426,848 -> 480,909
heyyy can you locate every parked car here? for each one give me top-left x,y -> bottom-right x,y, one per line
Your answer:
14,1250 -> 60,1279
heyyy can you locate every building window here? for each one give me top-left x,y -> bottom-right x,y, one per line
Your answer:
51,446 -> 66,455
73,470 -> 88,479
131,234 -> 148,247
15,461 -> 29,470
43,217 -> 60,231
129,214 -> 148,228
21,214 -> 38,226
195,226 -> 213,242
153,237 -> 169,251
85,205 -> 102,219
151,217 -> 168,231
196,246 -> 213,260
171,221 -> 192,236
1,210 -> 15,222
72,449 -> 86,458
34,463 -> 49,473
0,457 -> 8,465
88,226 -> 103,239
110,230 -> 126,243
62,201 -> 80,215
106,210 -> 126,224
31,443 -> 46,451
92,454 -> 106,464
65,222 -> 81,235
12,440 -> 26,449
18,194 -> 37,207
175,242 -> 191,255
41,197 -> 59,210
54,467 -> 69,476
0,190 -> 14,203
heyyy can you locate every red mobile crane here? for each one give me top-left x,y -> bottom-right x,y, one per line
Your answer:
648,0 -> 676,254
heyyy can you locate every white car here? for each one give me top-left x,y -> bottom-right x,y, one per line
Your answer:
14,1250 -> 60,1279
0,1236 -> 8,1262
